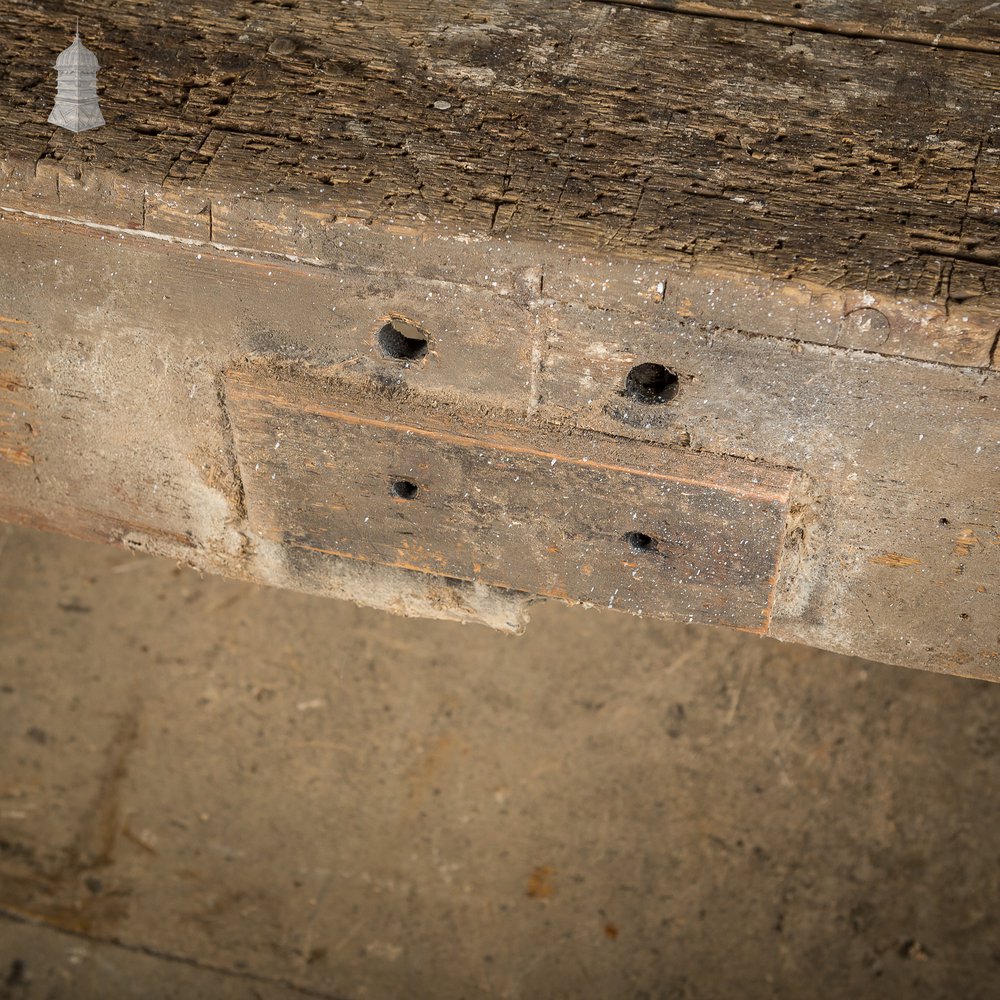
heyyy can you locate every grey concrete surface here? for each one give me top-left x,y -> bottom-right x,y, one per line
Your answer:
1,523 -> 999,999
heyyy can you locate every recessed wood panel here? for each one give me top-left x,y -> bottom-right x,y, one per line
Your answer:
225,369 -> 795,633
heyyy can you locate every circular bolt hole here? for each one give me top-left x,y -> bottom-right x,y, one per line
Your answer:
377,319 -> 428,362
624,531 -> 656,553
938,517 -> 950,526
623,363 -> 679,404
390,479 -> 418,500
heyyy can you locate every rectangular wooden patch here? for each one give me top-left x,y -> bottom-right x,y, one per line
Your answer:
225,370 -> 795,633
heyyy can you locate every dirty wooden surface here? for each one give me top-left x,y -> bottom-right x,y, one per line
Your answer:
1,1 -> 999,338
225,368 -> 794,631
0,0 -> 997,675
591,0 -> 1000,51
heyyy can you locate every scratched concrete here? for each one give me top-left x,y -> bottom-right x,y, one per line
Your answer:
1,522 -> 1000,1000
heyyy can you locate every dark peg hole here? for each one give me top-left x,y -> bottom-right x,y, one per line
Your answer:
624,531 -> 656,554
624,363 -> 679,404
391,479 -> 418,500
939,517 -> 950,526
377,319 -> 428,362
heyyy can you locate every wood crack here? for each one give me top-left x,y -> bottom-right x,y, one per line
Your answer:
945,132 -> 988,308
584,0 -> 1000,54
215,373 -> 249,525
915,245 -> 1000,269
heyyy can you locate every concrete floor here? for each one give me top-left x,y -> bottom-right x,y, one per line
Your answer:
1,523 -> 999,999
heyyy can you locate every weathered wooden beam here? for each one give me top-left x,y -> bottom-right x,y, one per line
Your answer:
0,1 -> 997,677
1,205 -> 996,674
2,0 -> 999,327
587,0 -> 1000,53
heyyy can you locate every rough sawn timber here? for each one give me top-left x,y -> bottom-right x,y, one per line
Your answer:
590,0 -> 1000,52
0,0 -> 997,676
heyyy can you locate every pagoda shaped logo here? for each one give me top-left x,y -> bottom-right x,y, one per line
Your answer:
48,26 -> 105,133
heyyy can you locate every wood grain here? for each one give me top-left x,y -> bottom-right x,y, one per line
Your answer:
0,4 -> 997,675
0,1 -> 997,345
0,204 -> 996,675
589,0 -> 1000,52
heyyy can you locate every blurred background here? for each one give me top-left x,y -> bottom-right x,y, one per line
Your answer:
1,522 -> 999,999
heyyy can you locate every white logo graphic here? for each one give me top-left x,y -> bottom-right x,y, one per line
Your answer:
49,24 -> 105,134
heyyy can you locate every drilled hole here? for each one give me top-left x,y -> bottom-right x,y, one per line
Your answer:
624,531 -> 656,554
624,363 -> 678,404
377,319 -> 428,362
390,479 -> 418,500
